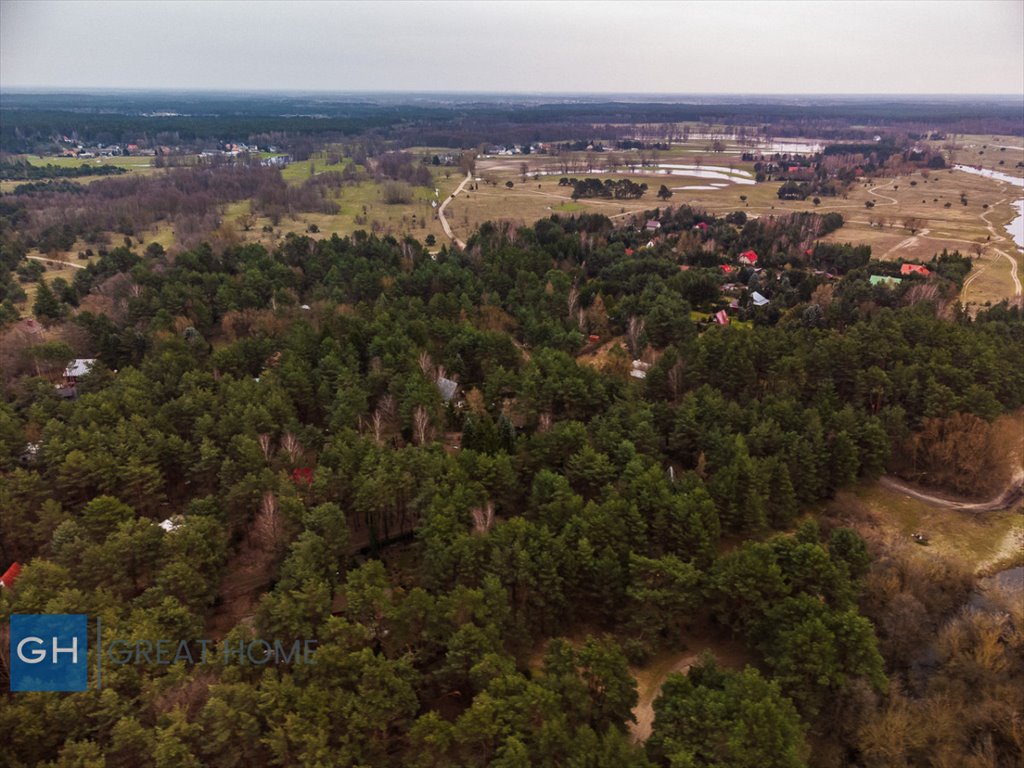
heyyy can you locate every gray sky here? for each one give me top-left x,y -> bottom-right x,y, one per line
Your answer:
2,0 -> 1022,94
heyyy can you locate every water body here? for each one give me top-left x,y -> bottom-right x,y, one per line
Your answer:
954,164 -> 1024,251
760,140 -> 824,153
539,164 -> 755,186
954,164 -> 1024,187
1010,200 -> 1024,252
657,167 -> 756,185
658,164 -> 754,177
677,135 -> 824,154
968,566 -> 1024,612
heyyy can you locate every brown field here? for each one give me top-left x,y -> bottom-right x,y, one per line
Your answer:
9,135 -> 1023,317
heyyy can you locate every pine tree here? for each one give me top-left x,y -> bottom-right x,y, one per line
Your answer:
33,278 -> 65,323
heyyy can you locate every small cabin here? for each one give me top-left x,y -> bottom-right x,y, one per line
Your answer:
0,562 -> 23,588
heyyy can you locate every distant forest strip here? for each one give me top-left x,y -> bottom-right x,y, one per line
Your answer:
2,94 -> 1022,153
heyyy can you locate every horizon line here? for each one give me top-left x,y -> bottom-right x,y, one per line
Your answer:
2,86 -> 1023,101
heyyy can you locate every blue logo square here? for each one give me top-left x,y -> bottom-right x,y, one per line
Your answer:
9,614 -> 89,691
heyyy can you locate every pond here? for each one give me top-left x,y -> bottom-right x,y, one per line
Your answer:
954,164 -> 1024,251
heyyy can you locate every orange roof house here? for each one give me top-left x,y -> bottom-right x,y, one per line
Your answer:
900,264 -> 930,277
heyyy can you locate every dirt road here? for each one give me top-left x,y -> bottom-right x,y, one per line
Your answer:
438,172 -> 472,249
991,247 -> 1022,295
629,651 -> 701,742
26,255 -> 85,270
880,472 -> 1024,512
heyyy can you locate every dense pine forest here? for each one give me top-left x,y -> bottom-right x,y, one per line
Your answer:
1,205 -> 1022,767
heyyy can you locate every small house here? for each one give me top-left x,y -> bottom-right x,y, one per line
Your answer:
751,291 -> 770,307
19,442 -> 40,466
0,562 -> 22,589
57,358 -> 96,399
159,516 -> 184,533
437,376 -> 459,403
291,467 -> 314,487
645,220 -> 662,232
900,264 -> 931,277
738,250 -> 758,266
714,310 -> 730,326
63,358 -> 96,384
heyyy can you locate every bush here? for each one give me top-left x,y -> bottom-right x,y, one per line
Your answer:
382,181 -> 413,205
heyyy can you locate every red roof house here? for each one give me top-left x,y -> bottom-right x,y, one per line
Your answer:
714,310 -> 730,326
720,264 -> 734,274
624,248 -> 634,256
0,562 -> 22,588
739,250 -> 758,266
900,264 -> 931,277
694,222 -> 708,232
291,467 -> 314,486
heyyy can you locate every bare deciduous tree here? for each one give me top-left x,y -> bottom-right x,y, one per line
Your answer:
412,405 -> 431,446
258,433 -> 273,462
626,316 -> 646,358
668,359 -> 686,401
280,432 -> 303,464
372,395 -> 397,445
471,501 -> 495,535
418,351 -> 435,379
253,491 -> 283,552
902,216 -> 925,235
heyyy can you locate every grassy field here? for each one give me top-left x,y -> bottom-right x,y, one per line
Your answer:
223,150 -> 464,249
850,483 -> 1022,572
21,154 -> 156,171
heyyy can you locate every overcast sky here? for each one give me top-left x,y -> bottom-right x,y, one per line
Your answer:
2,0 -> 1022,95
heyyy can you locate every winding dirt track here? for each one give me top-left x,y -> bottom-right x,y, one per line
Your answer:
974,196 -> 1023,296
880,472 -> 1024,512
991,247 -> 1022,295
438,172 -> 473,249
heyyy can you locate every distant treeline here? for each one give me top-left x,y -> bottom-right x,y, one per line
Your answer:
3,93 -> 1022,153
0,159 -> 128,181
562,177 -> 648,200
